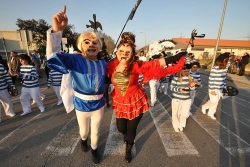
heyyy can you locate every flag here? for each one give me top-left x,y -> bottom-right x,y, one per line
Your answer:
127,0 -> 142,21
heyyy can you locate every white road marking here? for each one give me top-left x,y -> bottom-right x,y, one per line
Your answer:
191,105 -> 250,156
0,103 -> 57,151
103,112 -> 136,157
146,87 -> 199,156
42,116 -> 80,156
195,92 -> 250,129
149,102 -> 200,156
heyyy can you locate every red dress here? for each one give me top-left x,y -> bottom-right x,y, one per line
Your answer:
107,57 -> 185,120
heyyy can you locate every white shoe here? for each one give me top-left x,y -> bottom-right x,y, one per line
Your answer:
208,114 -> 216,120
57,100 -> 63,105
179,127 -> 183,132
31,101 -> 36,105
174,127 -> 179,132
21,111 -> 31,116
40,109 -> 45,113
201,108 -> 206,114
7,113 -> 16,117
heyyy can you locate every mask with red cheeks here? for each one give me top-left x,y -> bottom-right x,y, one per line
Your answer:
117,44 -> 134,63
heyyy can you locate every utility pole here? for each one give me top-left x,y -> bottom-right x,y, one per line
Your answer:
211,0 -> 228,68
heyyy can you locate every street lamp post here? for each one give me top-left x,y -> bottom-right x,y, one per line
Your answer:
140,32 -> 146,47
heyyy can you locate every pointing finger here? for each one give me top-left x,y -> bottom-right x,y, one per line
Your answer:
62,5 -> 66,14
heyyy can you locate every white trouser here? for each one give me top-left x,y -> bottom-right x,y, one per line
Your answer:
20,87 -> 44,113
172,98 -> 191,129
190,90 -> 196,105
202,89 -> 222,116
32,93 -> 45,103
0,89 -> 15,115
159,82 -> 168,94
75,107 -> 104,150
53,86 -> 62,102
149,79 -> 160,106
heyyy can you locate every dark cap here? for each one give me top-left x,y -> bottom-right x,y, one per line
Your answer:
182,64 -> 192,70
190,62 -> 200,68
215,52 -> 230,62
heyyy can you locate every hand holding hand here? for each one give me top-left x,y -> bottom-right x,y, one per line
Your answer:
52,5 -> 68,32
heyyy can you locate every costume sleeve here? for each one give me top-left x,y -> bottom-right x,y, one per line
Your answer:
208,68 -> 216,91
46,28 -> 62,59
141,57 -> 185,84
47,70 -> 52,87
22,67 -> 38,80
46,28 -> 75,74
0,64 -> 14,87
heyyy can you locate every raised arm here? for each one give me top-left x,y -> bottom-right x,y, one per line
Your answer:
46,5 -> 68,59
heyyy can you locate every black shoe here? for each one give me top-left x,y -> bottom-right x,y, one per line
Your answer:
91,148 -> 101,164
125,144 -> 133,163
80,138 -> 89,152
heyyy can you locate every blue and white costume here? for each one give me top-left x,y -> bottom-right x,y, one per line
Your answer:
0,64 -> 15,118
19,65 -> 45,115
46,28 -> 106,150
48,69 -> 63,105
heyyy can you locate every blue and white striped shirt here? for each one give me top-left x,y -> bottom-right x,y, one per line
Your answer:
208,61 -> 230,91
189,71 -> 201,83
170,76 -> 195,100
208,66 -> 228,91
0,64 -> 14,90
20,65 -> 39,88
48,69 -> 63,86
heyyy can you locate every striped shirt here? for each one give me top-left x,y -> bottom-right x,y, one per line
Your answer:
208,61 -> 230,91
0,64 -> 14,90
48,69 -> 63,86
20,65 -> 39,88
170,76 -> 195,100
189,70 -> 201,83
208,66 -> 228,91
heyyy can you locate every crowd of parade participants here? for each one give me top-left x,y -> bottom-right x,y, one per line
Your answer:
0,5 -> 248,164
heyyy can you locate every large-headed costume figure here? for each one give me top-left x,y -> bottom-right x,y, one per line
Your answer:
46,5 -> 105,164
107,32 -> 186,163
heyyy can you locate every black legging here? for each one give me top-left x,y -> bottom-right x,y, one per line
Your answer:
116,113 -> 143,145
239,63 -> 247,75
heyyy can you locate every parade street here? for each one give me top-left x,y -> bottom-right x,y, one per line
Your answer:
0,73 -> 250,167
